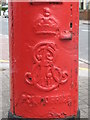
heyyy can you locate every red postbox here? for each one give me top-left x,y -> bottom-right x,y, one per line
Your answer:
8,1 -> 79,119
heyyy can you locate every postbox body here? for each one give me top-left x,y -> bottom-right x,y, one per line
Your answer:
9,2 -> 79,118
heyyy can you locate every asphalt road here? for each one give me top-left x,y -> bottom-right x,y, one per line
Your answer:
0,17 -> 89,63
79,23 -> 88,63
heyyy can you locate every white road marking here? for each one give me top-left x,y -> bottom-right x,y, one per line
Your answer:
82,29 -> 90,32
79,58 -> 90,64
0,34 -> 8,38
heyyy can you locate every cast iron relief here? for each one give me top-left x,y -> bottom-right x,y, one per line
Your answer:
34,7 -> 60,35
16,92 -> 72,118
25,42 -> 68,91
34,7 -> 72,39
17,93 -> 72,110
25,8 -> 69,91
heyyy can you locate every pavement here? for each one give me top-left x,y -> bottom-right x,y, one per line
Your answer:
0,17 -> 89,119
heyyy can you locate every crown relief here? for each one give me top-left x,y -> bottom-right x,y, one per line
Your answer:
34,8 -> 60,35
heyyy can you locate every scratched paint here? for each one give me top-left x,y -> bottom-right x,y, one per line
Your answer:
9,2 -> 79,118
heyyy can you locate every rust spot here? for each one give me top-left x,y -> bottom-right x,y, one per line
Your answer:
26,73 -> 32,81
41,98 -> 44,102
29,77 -> 32,81
40,98 -> 48,106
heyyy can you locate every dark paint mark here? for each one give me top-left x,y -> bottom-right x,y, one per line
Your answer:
70,22 -> 73,28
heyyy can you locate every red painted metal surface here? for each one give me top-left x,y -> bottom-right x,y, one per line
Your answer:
9,2 -> 79,118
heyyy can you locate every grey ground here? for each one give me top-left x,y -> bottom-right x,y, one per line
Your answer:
0,17 -> 89,119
